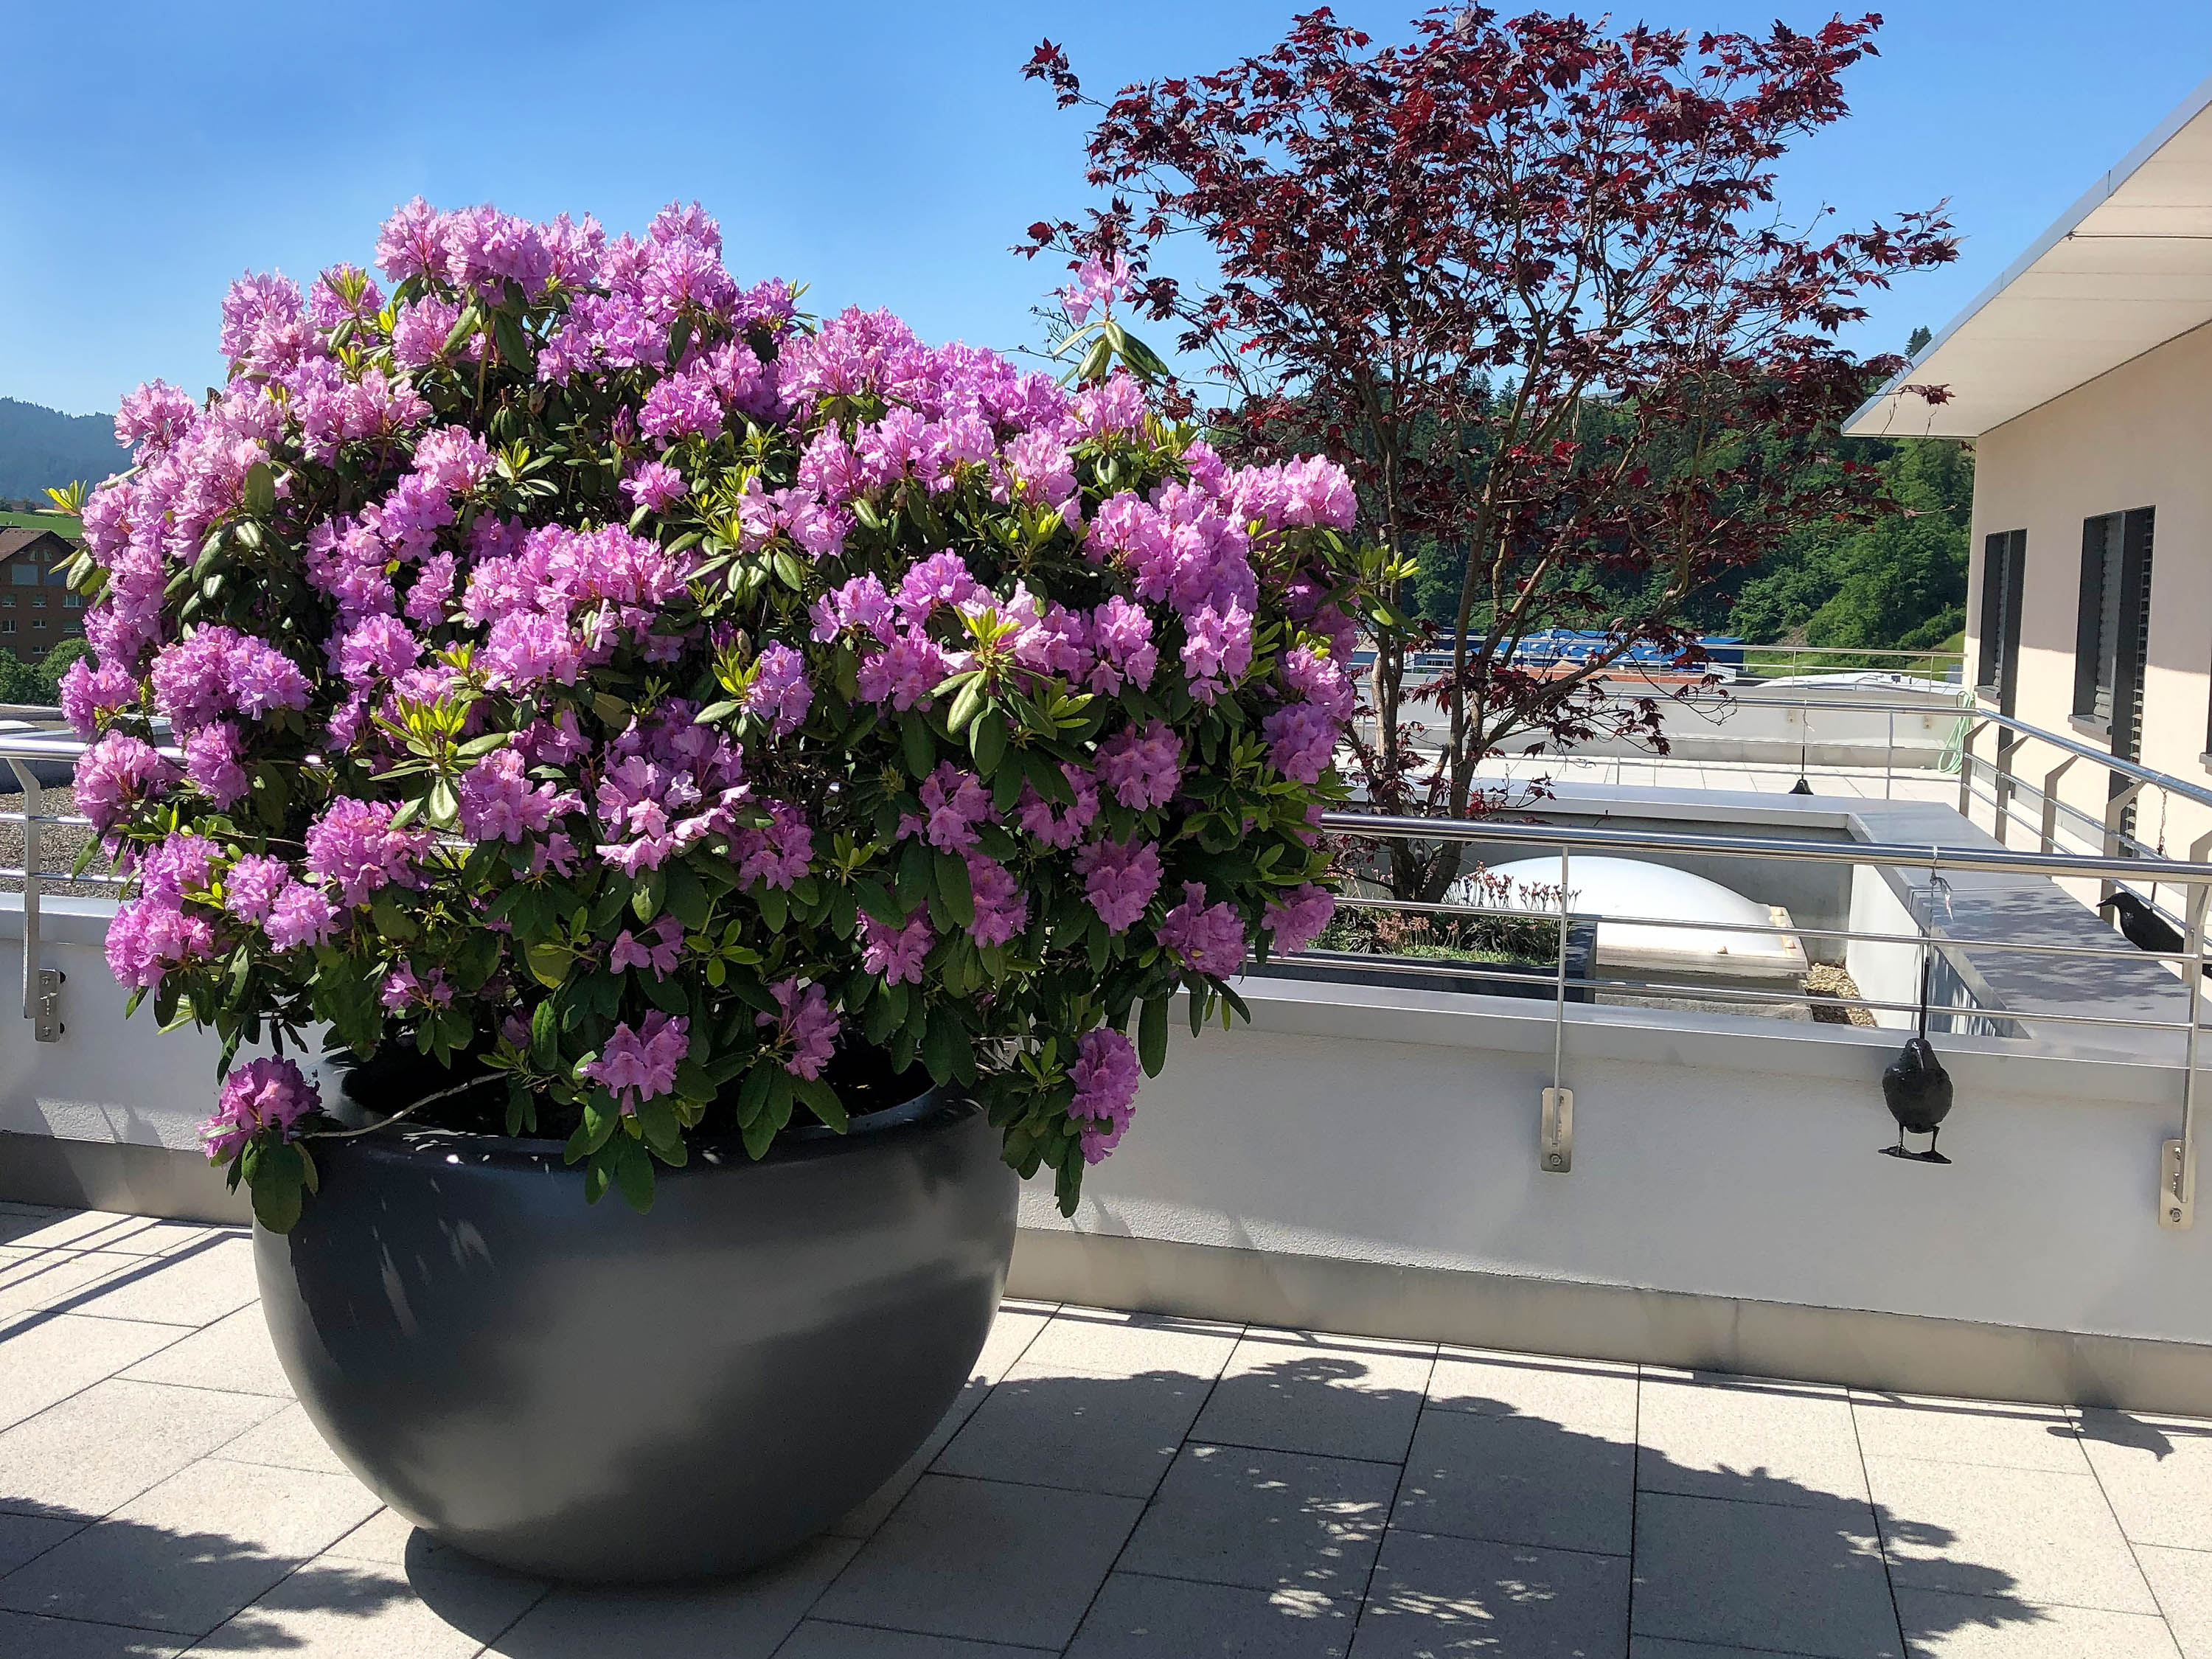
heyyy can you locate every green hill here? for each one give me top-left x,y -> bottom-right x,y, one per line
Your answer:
0,397 -> 128,502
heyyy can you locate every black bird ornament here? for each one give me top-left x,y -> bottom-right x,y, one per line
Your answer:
2098,890 -> 2191,960
1881,1037 -> 1953,1163
1881,934 -> 1953,1164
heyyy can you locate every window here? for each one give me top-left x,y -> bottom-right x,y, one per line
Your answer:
7,563 -> 36,585
1975,529 -> 2026,710
1,619 -> 14,634
2073,509 -> 2154,752
29,593 -> 44,608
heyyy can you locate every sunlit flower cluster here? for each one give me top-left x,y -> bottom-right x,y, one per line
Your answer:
72,198 -> 1357,1221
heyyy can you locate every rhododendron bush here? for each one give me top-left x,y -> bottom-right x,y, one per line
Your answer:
69,199 -> 1357,1231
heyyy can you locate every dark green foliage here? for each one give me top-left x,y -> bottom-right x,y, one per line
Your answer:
1729,439 -> 1972,654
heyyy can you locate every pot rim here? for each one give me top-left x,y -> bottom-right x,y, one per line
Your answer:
314,1078 -> 973,1173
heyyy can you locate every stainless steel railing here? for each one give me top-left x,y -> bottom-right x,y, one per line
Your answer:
6,711 -> 2207,1228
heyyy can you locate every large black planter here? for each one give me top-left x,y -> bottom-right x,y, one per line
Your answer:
254,1088 -> 1017,1583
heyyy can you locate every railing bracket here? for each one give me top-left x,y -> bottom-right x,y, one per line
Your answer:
2161,1138 -> 2194,1230
1541,1087 -> 1573,1174
32,967 -> 63,1043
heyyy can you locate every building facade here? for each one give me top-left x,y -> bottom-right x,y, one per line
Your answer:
0,526 -> 85,656
1849,73 -> 2212,864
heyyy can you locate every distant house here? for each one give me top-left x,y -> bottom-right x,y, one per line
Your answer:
0,526 -> 84,653
1848,72 -> 2212,858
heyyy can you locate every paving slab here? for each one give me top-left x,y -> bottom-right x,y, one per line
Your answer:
0,1608 -> 184,1657
1019,1308 -> 1243,1380
0,1211 -> 219,1257
778,1621 -> 1053,1658
1118,1441 -> 1395,1596
0,1379 -> 283,1520
1192,1332 -> 1432,1464
1394,1405 -> 1634,1556
484,1533 -> 852,1658
0,1511 -> 82,1576
120,1308 -> 292,1400
185,1554 -> 546,1657
0,1457 -> 380,1635
207,1404 -> 351,1477
62,1239 -> 258,1330
1639,1374 -> 1868,1508
0,1315 -> 193,1433
1067,1571 -> 1354,1658
2138,1545 -> 2212,1659
1851,1394 -> 2086,1473
813,1474 -> 1144,1649
1866,1455 -> 2157,1615
1424,1347 -> 1638,1433
1630,1491 -> 1899,1658
1894,1587 -> 2181,1658
932,1360 -> 1209,1498
2077,1411 -> 2212,1551
0,1249 -> 142,1319
1356,1527 -> 1630,1658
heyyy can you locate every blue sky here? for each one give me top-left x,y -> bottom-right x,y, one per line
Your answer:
4,1 -> 2208,418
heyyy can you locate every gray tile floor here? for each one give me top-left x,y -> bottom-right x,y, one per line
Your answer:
4,1203 -> 2211,1658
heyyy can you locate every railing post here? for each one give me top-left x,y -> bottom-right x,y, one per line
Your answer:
6,756 -> 58,1040
1540,846 -> 1573,1175
2040,755 -> 2081,855
2163,880 -> 2207,1230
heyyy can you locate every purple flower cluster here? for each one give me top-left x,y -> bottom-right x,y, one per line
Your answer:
74,195 -> 1359,1220
200,1057 -> 319,1164
1069,1027 -> 1141,1164
757,979 -> 838,1079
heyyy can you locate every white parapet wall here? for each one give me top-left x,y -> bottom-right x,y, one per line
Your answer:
9,887 -> 2211,1409
1013,973 -> 2212,1411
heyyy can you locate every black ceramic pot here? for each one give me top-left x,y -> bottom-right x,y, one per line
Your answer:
254,1084 -> 1017,1583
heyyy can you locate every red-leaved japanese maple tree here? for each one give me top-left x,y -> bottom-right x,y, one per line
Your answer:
1023,6 -> 1955,902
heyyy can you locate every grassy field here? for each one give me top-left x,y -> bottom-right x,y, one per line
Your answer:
0,510 -> 81,538
1739,628 -> 1964,681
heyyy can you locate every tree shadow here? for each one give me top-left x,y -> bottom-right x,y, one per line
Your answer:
921,1321 -> 2057,1659
0,1315 -> 2079,1658
0,1495 -> 536,1652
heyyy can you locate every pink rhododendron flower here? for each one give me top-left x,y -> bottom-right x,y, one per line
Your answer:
223,855 -> 290,925
584,1012 -> 689,1110
965,854 -> 1029,947
1160,881 -> 1248,978
757,980 -> 838,1079
304,797 -> 431,908
622,460 -> 688,512
201,1057 -> 319,1164
860,910 -> 933,985
610,916 -> 684,979
1069,1026 -> 1141,1164
1095,722 -> 1182,810
1076,836 -> 1162,933
1265,884 -> 1336,954
263,883 -> 338,950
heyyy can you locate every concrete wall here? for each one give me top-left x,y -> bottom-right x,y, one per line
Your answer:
1966,317 -> 2212,866
1020,975 -> 2208,1352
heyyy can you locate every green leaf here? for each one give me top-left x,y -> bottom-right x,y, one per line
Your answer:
524,942 -> 571,990
243,462 -> 275,518
900,712 -> 934,779
611,1141 -> 655,1213
793,1074 -> 848,1133
664,861 -> 711,929
970,708 -> 1007,774
933,851 -> 974,928
248,1141 -> 304,1234
757,883 -> 789,932
493,309 -> 533,371
947,676 -> 984,736
1138,995 -> 1169,1077
442,304 -> 482,357
530,999 -> 560,1068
